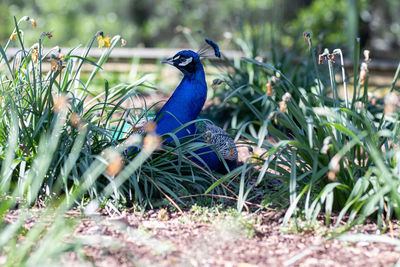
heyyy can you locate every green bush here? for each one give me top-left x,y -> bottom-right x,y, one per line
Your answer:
210,32 -> 400,230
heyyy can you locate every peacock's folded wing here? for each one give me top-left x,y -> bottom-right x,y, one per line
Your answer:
200,123 -> 238,163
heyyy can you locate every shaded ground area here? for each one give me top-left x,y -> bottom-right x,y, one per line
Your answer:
6,208 -> 399,266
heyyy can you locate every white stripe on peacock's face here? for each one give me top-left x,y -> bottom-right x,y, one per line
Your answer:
178,56 -> 193,66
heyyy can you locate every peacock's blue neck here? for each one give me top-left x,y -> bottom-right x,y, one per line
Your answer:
155,63 -> 207,138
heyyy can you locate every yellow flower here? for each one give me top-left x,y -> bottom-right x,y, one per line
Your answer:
51,59 -> 63,71
97,35 -> 111,48
30,18 -> 37,28
31,48 -> 38,62
9,32 -> 17,41
50,58 -> 58,70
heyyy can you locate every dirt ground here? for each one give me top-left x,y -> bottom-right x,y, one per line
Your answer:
24,208 -> 397,267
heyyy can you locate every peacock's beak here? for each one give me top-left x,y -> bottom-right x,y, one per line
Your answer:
161,57 -> 174,65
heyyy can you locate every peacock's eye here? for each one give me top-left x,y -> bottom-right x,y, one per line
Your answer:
176,56 -> 193,66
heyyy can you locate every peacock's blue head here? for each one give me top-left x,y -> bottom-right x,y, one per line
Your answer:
161,50 -> 201,76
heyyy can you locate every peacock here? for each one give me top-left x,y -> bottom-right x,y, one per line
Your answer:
127,39 -> 237,173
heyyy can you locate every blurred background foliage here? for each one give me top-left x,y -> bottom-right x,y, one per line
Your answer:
0,0 -> 399,58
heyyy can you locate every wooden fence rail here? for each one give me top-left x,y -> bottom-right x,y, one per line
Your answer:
4,47 -> 398,71
3,48 -> 400,87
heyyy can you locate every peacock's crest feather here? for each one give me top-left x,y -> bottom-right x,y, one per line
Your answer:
198,38 -> 221,59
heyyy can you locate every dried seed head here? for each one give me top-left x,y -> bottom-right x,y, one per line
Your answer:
329,154 -> 341,174
329,54 -> 335,63
363,50 -> 370,61
368,93 -> 377,106
266,81 -> 273,96
70,112 -> 83,128
53,94 -> 68,112
267,111 -> 276,120
384,92 -> 399,105
360,62 -> 368,71
279,100 -> 287,113
40,32 -> 52,39
321,136 -> 332,154
255,56 -> 264,63
142,133 -> 161,153
360,70 -> 367,85
360,62 -> 369,85
384,92 -> 399,115
282,92 -> 292,102
303,32 -> 311,42
327,170 -> 336,181
105,151 -> 123,176
303,32 -> 312,51
144,121 -> 157,133
121,38 -> 127,47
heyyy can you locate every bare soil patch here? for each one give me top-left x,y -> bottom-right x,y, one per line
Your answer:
6,208 -> 398,267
